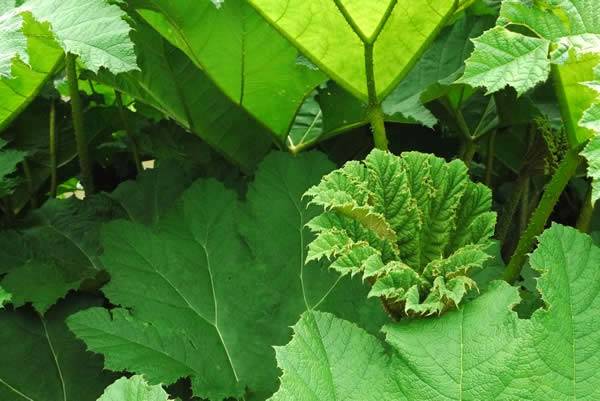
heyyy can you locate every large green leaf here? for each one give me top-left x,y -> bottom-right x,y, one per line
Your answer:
270,224 -> 600,400
0,295 -> 117,401
304,149 -> 497,316
131,0 -> 325,140
0,0 -> 137,132
285,15 -> 492,152
68,152 -> 385,401
461,0 -> 600,145
93,19 -> 272,170
249,0 -> 460,100
24,0 -> 137,73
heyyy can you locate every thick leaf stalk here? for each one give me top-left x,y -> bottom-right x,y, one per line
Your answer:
504,147 -> 582,282
66,53 -> 94,194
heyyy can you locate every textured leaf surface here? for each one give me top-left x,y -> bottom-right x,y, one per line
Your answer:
98,376 -> 171,401
133,0 -> 325,139
0,296 -> 117,401
0,14 -> 62,131
69,152 -> 385,401
93,19 -> 272,170
462,0 -> 600,144
305,149 -> 496,316
270,311 -> 398,401
271,224 -> 600,400
249,0 -> 458,100
582,135 -> 600,203
460,26 -> 551,95
25,0 -> 137,73
0,4 -> 27,77
0,195 -> 123,313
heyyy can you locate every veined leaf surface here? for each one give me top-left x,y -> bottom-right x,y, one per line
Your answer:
69,152 -> 385,401
270,224 -> 600,401
132,0 -> 325,141
249,0 -> 460,100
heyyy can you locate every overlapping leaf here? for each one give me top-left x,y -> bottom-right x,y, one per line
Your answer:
270,224 -> 600,401
461,0 -> 600,144
249,0 -> 461,100
0,195 -> 124,313
0,0 -> 137,131
285,15 -> 493,152
304,149 -> 497,316
68,152 -> 385,401
92,19 -> 272,170
131,0 -> 325,141
0,295 -> 117,401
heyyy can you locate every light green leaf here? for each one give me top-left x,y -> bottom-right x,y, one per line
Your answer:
271,224 -> 600,401
0,0 -> 137,131
581,136 -> 600,204
269,311 -> 399,401
0,286 -> 10,308
0,295 -> 117,401
69,152 -> 386,401
24,0 -> 137,73
0,14 -> 62,131
460,26 -> 551,95
295,15 -> 492,149
553,50 -> 600,145
287,93 -> 323,153
0,5 -> 27,77
304,149 -> 497,316
462,0 -> 600,145
93,18 -> 272,170
499,0 -> 600,40
581,102 -> 600,132
249,0 -> 459,100
98,376 -> 171,401
132,0 -> 325,140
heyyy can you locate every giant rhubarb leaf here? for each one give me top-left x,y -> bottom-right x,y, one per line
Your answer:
461,0 -> 600,145
0,0 -> 137,130
131,0 -> 325,142
68,151 -> 385,401
286,14 -> 493,152
0,295 -> 117,401
271,224 -> 600,401
93,19 -> 272,170
304,149 -> 496,316
249,0 -> 461,100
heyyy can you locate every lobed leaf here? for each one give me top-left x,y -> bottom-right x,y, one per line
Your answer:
69,152 -> 386,401
271,224 -> 600,401
0,295 -> 117,401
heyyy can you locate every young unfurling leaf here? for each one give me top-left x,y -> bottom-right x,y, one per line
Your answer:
304,149 -> 497,317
